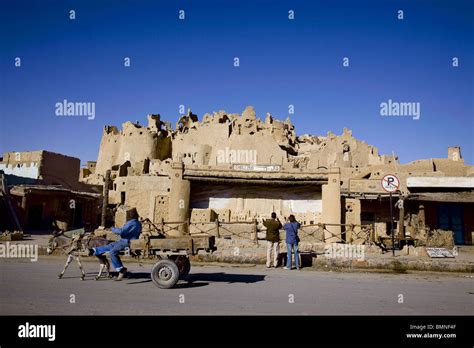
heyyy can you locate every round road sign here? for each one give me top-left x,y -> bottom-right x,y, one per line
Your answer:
381,174 -> 400,193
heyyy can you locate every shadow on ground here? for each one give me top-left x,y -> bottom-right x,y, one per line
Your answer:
124,272 -> 266,287
278,252 -> 318,267
84,271 -> 266,286
186,272 -> 265,284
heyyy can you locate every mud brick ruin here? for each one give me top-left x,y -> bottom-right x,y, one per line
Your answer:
71,106 -> 474,246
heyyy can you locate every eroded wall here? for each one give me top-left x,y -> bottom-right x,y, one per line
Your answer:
190,183 -> 322,223
93,115 -> 172,180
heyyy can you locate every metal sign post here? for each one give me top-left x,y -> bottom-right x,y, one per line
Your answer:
381,174 -> 400,257
389,192 -> 394,256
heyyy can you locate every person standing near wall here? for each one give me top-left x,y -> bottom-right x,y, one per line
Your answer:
283,214 -> 301,270
263,212 -> 282,268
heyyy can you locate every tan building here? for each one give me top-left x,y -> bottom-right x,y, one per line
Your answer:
343,147 -> 474,245
0,150 -> 82,190
3,185 -> 101,231
0,151 -> 101,232
82,106 -> 474,245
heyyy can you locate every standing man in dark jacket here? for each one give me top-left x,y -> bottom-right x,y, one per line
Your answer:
263,212 -> 282,268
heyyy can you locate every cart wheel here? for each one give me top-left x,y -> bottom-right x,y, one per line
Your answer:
173,256 -> 191,280
151,259 -> 179,289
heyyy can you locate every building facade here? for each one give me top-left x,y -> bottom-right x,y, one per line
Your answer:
81,106 -> 474,245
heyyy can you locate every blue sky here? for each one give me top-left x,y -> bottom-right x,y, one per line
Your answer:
1,0 -> 473,165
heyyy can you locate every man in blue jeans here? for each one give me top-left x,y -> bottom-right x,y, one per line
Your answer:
89,208 -> 142,281
283,214 -> 301,270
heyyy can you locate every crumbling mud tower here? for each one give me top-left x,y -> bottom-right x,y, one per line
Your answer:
94,114 -> 172,179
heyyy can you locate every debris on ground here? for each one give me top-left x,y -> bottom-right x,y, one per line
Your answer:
0,230 -> 24,241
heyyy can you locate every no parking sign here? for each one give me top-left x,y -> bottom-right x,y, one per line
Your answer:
381,174 -> 400,193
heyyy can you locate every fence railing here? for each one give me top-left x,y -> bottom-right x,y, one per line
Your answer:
299,223 -> 374,244
141,218 -> 374,245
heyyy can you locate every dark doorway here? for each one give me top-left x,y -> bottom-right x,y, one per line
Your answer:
27,204 -> 43,229
438,204 -> 464,244
361,212 -> 375,225
71,202 -> 84,228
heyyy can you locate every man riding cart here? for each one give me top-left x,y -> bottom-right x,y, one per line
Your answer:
89,208 -> 141,281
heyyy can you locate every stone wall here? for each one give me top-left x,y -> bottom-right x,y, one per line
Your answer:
113,175 -> 170,220
190,183 -> 322,222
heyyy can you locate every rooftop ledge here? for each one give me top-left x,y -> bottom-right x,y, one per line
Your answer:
182,164 -> 334,185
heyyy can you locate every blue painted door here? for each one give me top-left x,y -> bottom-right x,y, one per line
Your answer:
438,204 -> 464,245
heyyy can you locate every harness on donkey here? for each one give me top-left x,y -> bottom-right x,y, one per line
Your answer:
48,229 -> 113,281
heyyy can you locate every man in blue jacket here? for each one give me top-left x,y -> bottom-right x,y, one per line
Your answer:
89,208 -> 142,281
283,214 -> 301,270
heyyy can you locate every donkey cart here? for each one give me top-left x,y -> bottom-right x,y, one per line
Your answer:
129,234 -> 216,289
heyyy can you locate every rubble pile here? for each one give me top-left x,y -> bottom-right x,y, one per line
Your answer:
0,230 -> 24,241
416,228 -> 455,248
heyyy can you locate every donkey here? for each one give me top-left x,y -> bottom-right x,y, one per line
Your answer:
47,231 -> 113,281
